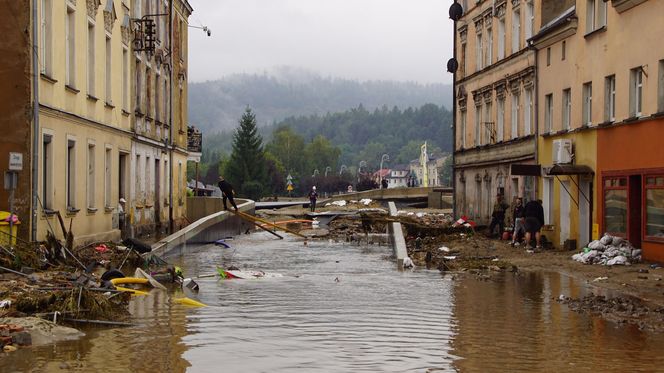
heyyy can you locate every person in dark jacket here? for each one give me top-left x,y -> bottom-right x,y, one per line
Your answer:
488,194 -> 509,238
218,176 -> 238,211
511,197 -> 525,246
523,199 -> 544,249
308,186 -> 318,212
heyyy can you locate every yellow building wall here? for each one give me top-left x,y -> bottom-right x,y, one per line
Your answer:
538,131 -> 597,249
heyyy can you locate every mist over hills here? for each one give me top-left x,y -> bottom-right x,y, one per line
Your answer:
188,67 -> 452,134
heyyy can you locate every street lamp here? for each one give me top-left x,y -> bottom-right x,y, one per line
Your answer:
380,154 -> 389,188
325,166 -> 331,177
449,0 -> 463,218
358,160 -> 367,182
312,169 -> 319,177
339,165 -> 347,175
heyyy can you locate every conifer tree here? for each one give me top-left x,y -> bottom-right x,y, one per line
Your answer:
225,108 -> 267,199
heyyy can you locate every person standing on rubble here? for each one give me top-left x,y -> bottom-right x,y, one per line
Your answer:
511,197 -> 526,246
488,194 -> 509,238
308,186 -> 318,212
218,176 -> 238,211
523,199 -> 544,250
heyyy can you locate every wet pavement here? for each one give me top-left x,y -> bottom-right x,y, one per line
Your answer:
2,231 -> 664,372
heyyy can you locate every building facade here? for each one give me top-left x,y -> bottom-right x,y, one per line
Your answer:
533,0 -> 664,259
454,0 -> 541,226
0,0 -> 191,245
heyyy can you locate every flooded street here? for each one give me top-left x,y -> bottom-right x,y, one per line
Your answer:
3,231 -> 664,372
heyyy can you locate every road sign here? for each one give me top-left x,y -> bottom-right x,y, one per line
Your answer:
287,184 -> 294,192
286,174 -> 293,181
9,153 -> 23,171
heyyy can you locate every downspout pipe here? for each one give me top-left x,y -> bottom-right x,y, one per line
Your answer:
168,0 -> 174,233
31,0 -> 40,241
451,18 -> 457,219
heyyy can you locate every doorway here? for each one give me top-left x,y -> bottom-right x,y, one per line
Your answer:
119,153 -> 128,201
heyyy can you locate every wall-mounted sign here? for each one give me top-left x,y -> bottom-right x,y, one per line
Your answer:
8,152 -> 23,171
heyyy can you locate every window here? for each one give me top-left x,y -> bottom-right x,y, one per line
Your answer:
486,27 -> 493,67
562,41 -> 566,60
42,134 -> 53,210
155,73 -> 161,122
511,91 -> 520,139
66,5 -> 76,87
475,105 -> 481,146
476,32 -> 483,71
122,47 -> 128,111
146,66 -> 152,118
179,20 -> 184,61
67,139 -> 76,210
178,162 -> 183,202
179,87 -> 184,131
497,97 -> 505,141
135,154 -> 141,202
543,178 -> 554,224
145,156 -> 151,202
605,75 -> 616,122
524,88 -> 533,135
88,21 -> 95,96
484,101 -> 493,144
460,110 -> 467,148
87,143 -> 96,209
105,147 -> 111,208
40,0 -> 52,75
604,177 -> 628,236
460,43 -> 467,76
105,36 -> 112,103
583,82 -> 592,126
135,58 -> 141,111
525,1 -> 534,40
498,17 -> 506,59
562,88 -> 571,130
586,0 -> 596,32
512,9 -> 520,53
645,175 -> 664,239
598,0 -> 607,27
658,60 -> 664,113
163,78 -> 169,127
630,67 -> 643,117
544,93 -> 553,133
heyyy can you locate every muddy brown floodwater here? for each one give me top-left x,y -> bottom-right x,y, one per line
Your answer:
2,231 -> 664,372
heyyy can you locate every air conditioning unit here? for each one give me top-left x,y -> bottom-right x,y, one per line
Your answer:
552,139 -> 573,164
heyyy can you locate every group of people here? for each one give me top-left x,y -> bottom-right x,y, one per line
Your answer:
488,194 -> 545,249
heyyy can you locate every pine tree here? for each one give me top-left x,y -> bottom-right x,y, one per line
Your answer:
225,108 -> 267,200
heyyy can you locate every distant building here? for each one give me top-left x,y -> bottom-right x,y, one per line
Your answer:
385,164 -> 410,188
410,153 -> 449,187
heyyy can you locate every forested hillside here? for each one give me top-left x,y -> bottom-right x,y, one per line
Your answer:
188,67 -> 452,133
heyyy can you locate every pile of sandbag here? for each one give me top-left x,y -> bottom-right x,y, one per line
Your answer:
572,234 -> 642,266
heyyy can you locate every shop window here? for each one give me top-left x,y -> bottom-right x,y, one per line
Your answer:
604,176 -> 628,236
645,175 -> 664,240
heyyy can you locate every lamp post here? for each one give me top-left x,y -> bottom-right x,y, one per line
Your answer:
448,0 -> 463,219
339,165 -> 347,175
325,166 -> 331,177
380,154 -> 389,188
312,169 -> 319,177
358,160 -> 367,182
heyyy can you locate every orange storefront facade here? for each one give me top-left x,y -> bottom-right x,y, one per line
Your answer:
597,117 -> 664,262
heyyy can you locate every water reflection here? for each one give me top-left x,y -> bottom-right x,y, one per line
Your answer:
451,271 -> 664,372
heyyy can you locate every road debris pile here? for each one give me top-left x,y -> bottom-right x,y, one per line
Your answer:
557,293 -> 664,331
572,234 -> 642,266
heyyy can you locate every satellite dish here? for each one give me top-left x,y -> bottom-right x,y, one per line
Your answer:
449,2 -> 463,21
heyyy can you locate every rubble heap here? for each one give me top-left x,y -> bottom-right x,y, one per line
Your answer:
572,234 -> 642,266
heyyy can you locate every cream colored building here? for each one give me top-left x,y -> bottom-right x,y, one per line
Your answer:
35,0 -> 134,244
454,0 -> 541,226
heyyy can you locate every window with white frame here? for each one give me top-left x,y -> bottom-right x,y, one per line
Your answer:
587,0 -> 607,33
475,105 -> 482,146
512,8 -> 520,54
545,93 -> 553,133
486,27 -> 493,67
87,143 -> 96,209
583,82 -> 592,125
586,0 -> 596,32
498,17 -> 505,60
605,75 -> 616,121
497,97 -> 505,141
525,1 -> 534,40
476,32 -> 483,71
484,101 -> 493,144
66,5 -> 76,87
42,134 -> 53,210
630,67 -> 643,117
460,42 -> 466,76
511,91 -> 520,139
88,21 -> 95,96
543,177 -> 554,224
67,139 -> 76,209
105,147 -> 111,208
40,0 -> 52,76
563,88 -> 572,130
524,87 -> 533,135
598,0 -> 607,28
105,35 -> 112,103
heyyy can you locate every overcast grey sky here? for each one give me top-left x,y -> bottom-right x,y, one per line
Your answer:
187,0 -> 454,84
